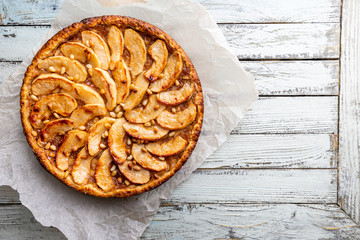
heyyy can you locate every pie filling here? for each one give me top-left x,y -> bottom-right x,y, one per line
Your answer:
23,20 -> 202,195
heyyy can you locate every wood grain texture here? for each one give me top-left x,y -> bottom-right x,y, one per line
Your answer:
234,96 -> 338,134
338,0 -> 360,224
242,60 -> 339,95
143,204 -> 360,239
166,169 -> 337,204
221,23 -> 340,59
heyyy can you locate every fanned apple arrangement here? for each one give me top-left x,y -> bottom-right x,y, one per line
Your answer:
20,16 -> 203,197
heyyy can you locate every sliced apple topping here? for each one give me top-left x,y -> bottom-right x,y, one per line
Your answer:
108,118 -> 127,165
156,102 -> 197,130
55,130 -> 87,171
132,144 -> 167,171
112,61 -> 131,104
82,30 -> 110,70
121,73 -> 149,111
38,56 -> 87,82
60,42 -> 101,68
38,119 -> 74,146
146,135 -> 187,157
71,148 -> 94,185
91,68 -> 117,110
108,26 -> 124,70
123,122 -> 169,141
95,149 -> 115,191
30,93 -> 77,129
87,117 -> 116,156
124,95 -> 166,123
157,82 -> 195,106
149,51 -> 183,92
63,83 -> 105,108
118,160 -> 150,184
69,104 -> 107,128
144,40 -> 168,82
124,29 -> 146,77
31,74 -> 74,95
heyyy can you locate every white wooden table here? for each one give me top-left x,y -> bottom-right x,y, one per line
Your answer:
1,0 -> 360,239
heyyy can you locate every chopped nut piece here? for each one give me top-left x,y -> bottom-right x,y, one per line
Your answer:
49,66 -> 56,72
117,111 -> 124,118
53,112 -> 60,119
104,131 -> 109,137
130,84 -> 135,90
175,80 -> 180,86
132,160 -> 137,165
142,99 -> 148,106
72,146 -> 78,152
45,142 -> 51,150
114,105 -> 121,113
133,165 -> 141,171
50,145 -> 57,151
74,74 -> 79,81
144,122 -> 151,127
100,143 -> 107,149
153,127 -> 158,133
31,130 -> 38,137
169,131 -> 175,137
110,112 -> 116,118
141,147 -> 147,152
154,105 -> 160,110
159,156 -> 165,161
70,54 -> 75,60
49,152 -> 56,157
118,177 -> 123,183
126,149 -> 131,154
183,76 -> 190,80
86,64 -> 92,69
154,173 -> 159,179
79,126 -> 86,130
100,89 -> 106,94
127,155 -> 133,160
110,165 -> 116,172
60,67 -> 66,75
127,139 -> 132,145
101,132 -> 106,138
64,151 -> 71,157
150,119 -> 155,125
88,68 -> 93,76
171,107 -> 176,113
125,180 -> 130,186
30,94 -> 39,101
146,89 -> 153,95
105,123 -> 112,129
43,120 -> 50,124
81,155 -> 88,159
111,170 -> 117,176
127,162 -> 133,170
68,76 -> 74,80
85,40 -> 90,47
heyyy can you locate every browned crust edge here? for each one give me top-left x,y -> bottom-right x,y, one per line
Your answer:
20,16 -> 204,198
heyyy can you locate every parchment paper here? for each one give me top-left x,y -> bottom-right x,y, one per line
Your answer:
0,0 -> 258,239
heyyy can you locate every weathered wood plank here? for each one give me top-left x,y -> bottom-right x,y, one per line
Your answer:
338,0 -> 360,224
234,96 -> 338,134
242,60 -> 339,95
166,169 -> 337,204
143,204 -> 360,239
204,134 -> 337,169
221,23 -> 340,59
0,23 -> 339,61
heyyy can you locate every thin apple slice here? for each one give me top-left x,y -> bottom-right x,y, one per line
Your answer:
112,61 -> 131,104
124,29 -> 146,77
87,117 -> 116,156
63,83 -> 105,108
82,30 -> 110,70
38,56 -> 87,82
55,130 -> 87,171
91,68 -> 117,110
149,51 -> 183,92
144,40 -> 168,82
71,148 -> 94,185
123,122 -> 169,141
108,118 -> 127,164
157,82 -> 195,106
60,42 -> 101,68
132,144 -> 167,171
38,119 -> 74,146
156,102 -> 197,130
121,73 -> 149,111
124,95 -> 166,123
95,149 -> 115,191
117,160 -> 150,184
30,93 -> 77,129
146,135 -> 187,157
108,26 -> 124,70
69,104 -> 107,128
31,74 -> 74,95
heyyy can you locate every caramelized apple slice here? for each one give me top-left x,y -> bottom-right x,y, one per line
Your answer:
146,135 -> 187,156
30,93 -> 77,129
157,82 -> 195,106
91,68 -> 117,110
95,149 -> 115,191
108,26 -> 124,70
55,130 -> 87,171
157,103 -> 197,130
122,73 -> 149,111
63,83 -> 105,108
144,40 -> 168,82
124,29 -> 146,77
71,148 -> 94,185
123,122 -> 169,141
108,118 -> 127,164
82,31 -> 110,70
31,74 -> 74,95
118,160 -> 150,184
87,117 -> 116,156
112,61 -> 131,104
70,104 -> 107,128
132,144 -> 167,171
149,51 -> 183,92
124,95 -> 166,123
60,42 -> 101,68
38,56 -> 87,82
38,119 -> 74,146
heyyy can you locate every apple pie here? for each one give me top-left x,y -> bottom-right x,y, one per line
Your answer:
20,16 -> 203,197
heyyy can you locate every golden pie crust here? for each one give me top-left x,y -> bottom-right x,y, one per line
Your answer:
20,16 -> 203,197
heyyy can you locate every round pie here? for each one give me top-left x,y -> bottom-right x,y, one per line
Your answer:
20,16 -> 203,197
